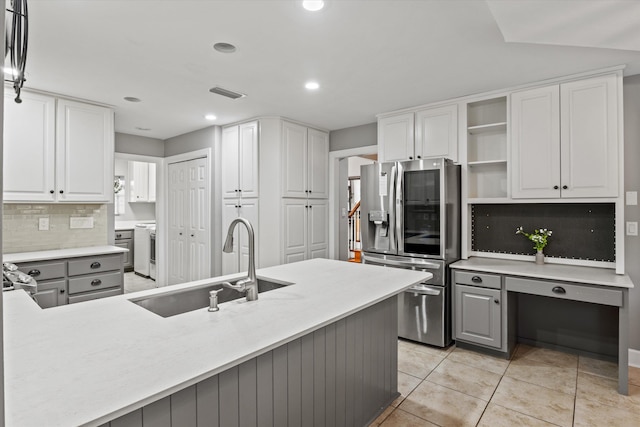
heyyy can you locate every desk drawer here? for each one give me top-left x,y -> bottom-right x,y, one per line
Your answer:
68,254 -> 122,276
505,277 -> 623,307
68,288 -> 122,304
15,261 -> 66,281
68,271 -> 121,295
454,271 -> 501,289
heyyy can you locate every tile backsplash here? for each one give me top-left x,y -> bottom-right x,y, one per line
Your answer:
2,204 -> 108,254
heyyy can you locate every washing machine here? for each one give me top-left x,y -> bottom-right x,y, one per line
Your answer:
134,223 -> 155,277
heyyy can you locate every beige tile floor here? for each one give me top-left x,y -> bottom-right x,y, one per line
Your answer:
123,272 -> 157,293
373,339 -> 640,427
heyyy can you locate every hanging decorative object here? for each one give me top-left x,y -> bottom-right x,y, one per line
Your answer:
4,0 -> 29,103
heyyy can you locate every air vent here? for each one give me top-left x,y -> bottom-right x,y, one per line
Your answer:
209,87 -> 246,100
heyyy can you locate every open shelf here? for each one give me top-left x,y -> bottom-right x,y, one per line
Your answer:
467,122 -> 507,135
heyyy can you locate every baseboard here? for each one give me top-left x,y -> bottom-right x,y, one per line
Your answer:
629,349 -> 640,367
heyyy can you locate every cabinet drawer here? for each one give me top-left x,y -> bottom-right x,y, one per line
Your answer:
68,271 -> 121,295
454,271 -> 501,289
68,254 -> 122,276
15,261 -> 66,281
505,277 -> 623,307
68,288 -> 122,304
115,230 -> 133,240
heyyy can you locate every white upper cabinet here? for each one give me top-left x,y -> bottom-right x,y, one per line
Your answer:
128,161 -> 156,202
281,121 -> 329,199
378,105 -> 458,163
3,91 -> 56,201
56,99 -> 114,203
378,113 -> 414,162
415,104 -> 458,160
3,93 -> 114,203
511,86 -> 561,199
511,74 -> 619,199
222,121 -> 259,199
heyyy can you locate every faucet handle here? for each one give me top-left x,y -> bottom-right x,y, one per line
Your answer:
222,280 -> 247,293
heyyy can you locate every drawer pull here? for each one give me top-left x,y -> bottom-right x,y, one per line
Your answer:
552,286 -> 566,294
471,276 -> 482,283
90,262 -> 101,269
91,279 -> 102,286
116,233 -> 122,238
28,269 -> 41,277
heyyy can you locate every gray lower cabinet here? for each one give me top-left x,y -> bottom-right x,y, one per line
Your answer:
101,297 -> 399,427
454,283 -> 502,348
115,229 -> 134,272
16,253 -> 125,308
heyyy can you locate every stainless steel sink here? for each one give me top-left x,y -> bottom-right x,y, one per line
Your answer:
130,278 -> 287,318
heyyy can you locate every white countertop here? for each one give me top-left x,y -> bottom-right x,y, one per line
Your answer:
3,245 -> 128,264
3,259 -> 430,427
115,220 -> 155,230
451,257 -> 634,289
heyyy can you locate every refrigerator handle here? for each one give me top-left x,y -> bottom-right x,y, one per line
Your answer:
388,163 -> 397,252
395,162 -> 403,254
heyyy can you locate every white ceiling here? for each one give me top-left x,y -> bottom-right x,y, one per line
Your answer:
15,0 -> 640,140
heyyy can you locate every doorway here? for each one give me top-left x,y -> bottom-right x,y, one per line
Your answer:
346,156 -> 376,262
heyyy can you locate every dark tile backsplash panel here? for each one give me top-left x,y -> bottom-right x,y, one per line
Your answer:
472,203 -> 615,262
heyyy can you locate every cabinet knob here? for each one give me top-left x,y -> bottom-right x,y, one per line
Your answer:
562,185 -> 568,190
91,279 -> 102,286
494,298 -> 500,304
409,156 -> 413,160
49,190 -> 54,194
116,233 -> 122,238
90,262 -> 101,269
190,234 -> 194,237
59,190 -> 64,194
471,276 -> 482,283
28,269 -> 41,277
309,205 -> 313,209
417,155 -> 421,159
552,286 -> 566,294
60,289 -> 65,294
553,185 -> 559,190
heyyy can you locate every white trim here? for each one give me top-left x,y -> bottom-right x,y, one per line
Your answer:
163,148 -> 213,285
329,145 -> 378,259
629,349 -> 640,368
469,251 -> 616,269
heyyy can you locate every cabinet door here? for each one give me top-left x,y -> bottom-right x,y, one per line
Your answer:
378,113 -> 415,162
282,121 -> 308,198
560,74 -> 619,198
128,161 -> 150,202
222,201 -> 240,275
415,104 -> 458,161
282,199 -> 308,264
3,91 -> 56,201
239,121 -> 259,198
222,126 -> 240,199
238,200 -> 259,272
308,200 -> 329,259
511,85 -> 561,199
454,284 -> 501,349
33,279 -> 67,308
56,99 -> 114,202
307,129 -> 329,198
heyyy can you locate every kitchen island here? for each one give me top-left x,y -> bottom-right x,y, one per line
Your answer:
3,259 -> 430,426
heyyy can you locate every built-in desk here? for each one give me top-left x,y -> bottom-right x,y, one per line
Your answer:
451,257 -> 634,395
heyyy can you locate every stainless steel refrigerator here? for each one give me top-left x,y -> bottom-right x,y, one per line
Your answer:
360,158 -> 460,347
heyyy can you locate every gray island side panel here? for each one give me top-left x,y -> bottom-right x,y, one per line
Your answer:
102,296 -> 399,427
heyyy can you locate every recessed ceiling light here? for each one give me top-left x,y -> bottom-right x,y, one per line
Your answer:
302,0 -> 325,11
305,81 -> 320,90
213,42 -> 237,53
205,114 -> 217,121
135,127 -> 151,131
124,97 -> 142,102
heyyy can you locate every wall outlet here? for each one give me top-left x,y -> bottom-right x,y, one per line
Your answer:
626,191 -> 638,206
626,221 -> 638,236
38,217 -> 49,231
70,217 -> 94,229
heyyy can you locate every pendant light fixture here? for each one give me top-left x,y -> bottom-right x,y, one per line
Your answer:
4,0 -> 29,103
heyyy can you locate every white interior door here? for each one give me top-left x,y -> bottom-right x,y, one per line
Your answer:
187,157 -> 210,281
168,162 -> 187,285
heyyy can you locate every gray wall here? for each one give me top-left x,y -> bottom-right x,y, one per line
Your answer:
329,122 -> 377,152
164,126 -> 218,157
624,75 -> 640,350
115,133 -> 164,157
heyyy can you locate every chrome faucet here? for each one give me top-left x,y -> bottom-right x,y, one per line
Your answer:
221,217 -> 258,301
